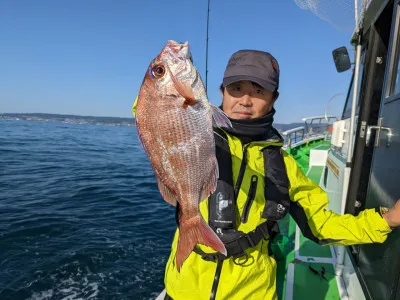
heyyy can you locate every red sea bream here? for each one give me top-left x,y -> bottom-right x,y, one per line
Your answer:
135,40 -> 230,271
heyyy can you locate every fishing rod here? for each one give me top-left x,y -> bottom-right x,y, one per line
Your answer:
205,0 -> 210,92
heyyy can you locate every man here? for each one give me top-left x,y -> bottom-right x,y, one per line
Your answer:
160,49 -> 400,300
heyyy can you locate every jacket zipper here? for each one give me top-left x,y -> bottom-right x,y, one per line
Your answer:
241,175 -> 258,223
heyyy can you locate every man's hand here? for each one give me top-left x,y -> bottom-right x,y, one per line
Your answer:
383,199 -> 400,229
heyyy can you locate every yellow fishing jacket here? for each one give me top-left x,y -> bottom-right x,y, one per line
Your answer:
163,130 -> 392,300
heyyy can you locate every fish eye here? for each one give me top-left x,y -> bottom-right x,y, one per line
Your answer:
152,65 -> 166,77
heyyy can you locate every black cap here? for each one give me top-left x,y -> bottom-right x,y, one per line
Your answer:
223,50 -> 280,92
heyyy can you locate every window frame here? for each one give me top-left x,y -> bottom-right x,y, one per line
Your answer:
384,0 -> 400,103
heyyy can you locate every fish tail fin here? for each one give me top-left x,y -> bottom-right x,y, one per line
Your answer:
176,215 -> 226,271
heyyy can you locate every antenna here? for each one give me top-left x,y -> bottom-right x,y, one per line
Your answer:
205,0 -> 210,92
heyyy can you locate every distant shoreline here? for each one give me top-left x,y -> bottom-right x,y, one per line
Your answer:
0,113 -> 135,127
0,113 -> 303,131
1,112 -> 134,121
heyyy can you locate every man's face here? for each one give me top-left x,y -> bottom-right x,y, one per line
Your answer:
222,80 -> 278,119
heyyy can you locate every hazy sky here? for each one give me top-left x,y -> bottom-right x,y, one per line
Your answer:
0,0 -> 356,123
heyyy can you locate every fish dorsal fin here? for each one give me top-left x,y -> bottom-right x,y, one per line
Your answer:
211,105 -> 232,129
155,174 -> 177,207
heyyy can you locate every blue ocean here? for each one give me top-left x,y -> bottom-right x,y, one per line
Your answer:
0,117 -> 176,300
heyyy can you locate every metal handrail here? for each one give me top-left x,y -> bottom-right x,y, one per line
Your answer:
303,116 -> 337,137
282,115 -> 337,148
282,127 -> 305,148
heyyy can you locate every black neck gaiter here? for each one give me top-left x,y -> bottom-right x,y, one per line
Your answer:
222,108 -> 279,144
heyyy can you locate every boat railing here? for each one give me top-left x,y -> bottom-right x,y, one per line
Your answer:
282,126 -> 305,149
302,116 -> 337,138
282,115 -> 337,149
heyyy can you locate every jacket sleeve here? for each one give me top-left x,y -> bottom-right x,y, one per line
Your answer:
283,153 -> 392,246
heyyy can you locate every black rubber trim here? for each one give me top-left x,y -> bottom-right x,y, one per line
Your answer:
234,144 -> 249,198
241,175 -> 258,223
210,260 -> 223,300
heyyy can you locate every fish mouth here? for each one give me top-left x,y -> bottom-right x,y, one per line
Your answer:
150,40 -> 197,101
153,40 -> 191,68
165,40 -> 191,61
156,40 -> 196,87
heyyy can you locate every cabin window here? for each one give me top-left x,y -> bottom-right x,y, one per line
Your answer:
392,38 -> 400,95
390,3 -> 400,96
342,75 -> 355,119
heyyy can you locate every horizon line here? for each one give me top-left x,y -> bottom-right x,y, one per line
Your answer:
0,112 -> 304,125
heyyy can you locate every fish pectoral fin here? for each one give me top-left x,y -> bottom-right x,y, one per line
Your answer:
211,105 -> 232,128
155,175 -> 177,206
168,66 -> 196,106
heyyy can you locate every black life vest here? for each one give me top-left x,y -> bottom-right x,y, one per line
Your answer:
192,127 -> 291,261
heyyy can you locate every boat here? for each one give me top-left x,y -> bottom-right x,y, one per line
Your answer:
155,0 -> 399,298
264,1 -> 400,298
276,0 -> 399,298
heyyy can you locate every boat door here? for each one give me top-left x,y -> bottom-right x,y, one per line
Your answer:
355,1 -> 400,299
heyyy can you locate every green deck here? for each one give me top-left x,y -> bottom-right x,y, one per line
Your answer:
274,139 -> 341,300
286,139 -> 331,174
307,166 -> 324,185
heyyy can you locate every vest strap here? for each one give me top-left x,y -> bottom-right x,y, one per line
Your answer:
193,221 -> 277,261
262,146 -> 291,221
208,128 -> 236,230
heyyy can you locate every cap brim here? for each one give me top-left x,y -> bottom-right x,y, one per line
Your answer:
223,75 -> 276,93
